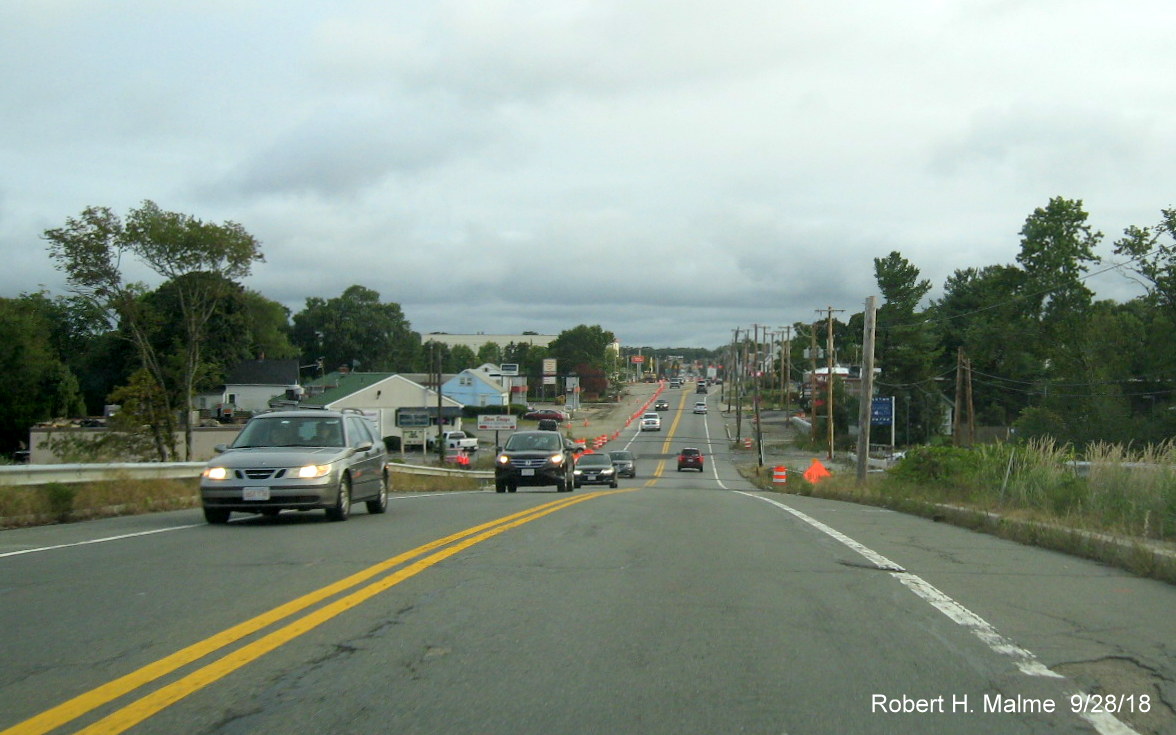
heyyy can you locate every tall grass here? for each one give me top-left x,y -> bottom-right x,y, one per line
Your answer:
878,439 -> 1176,542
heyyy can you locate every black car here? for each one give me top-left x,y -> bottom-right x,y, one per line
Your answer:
494,430 -> 575,493
573,452 -> 618,488
608,450 -> 637,478
654,399 -> 670,411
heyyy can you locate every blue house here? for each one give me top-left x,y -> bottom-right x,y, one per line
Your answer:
442,367 -> 509,408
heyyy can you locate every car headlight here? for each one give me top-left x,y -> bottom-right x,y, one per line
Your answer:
601,467 -> 614,474
496,454 -> 511,465
203,467 -> 230,480
573,468 -> 583,475
296,464 -> 331,479
549,453 -> 566,465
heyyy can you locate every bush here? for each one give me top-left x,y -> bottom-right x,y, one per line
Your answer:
889,446 -> 981,486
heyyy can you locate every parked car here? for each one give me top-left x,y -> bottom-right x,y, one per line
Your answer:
573,452 -> 618,488
693,401 -> 708,414
494,430 -> 575,493
200,408 -> 388,523
640,412 -> 662,431
677,447 -> 704,472
654,399 -> 670,411
608,450 -> 637,478
523,409 -> 567,421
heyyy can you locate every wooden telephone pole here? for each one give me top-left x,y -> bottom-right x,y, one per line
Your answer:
856,297 -> 877,484
818,306 -> 845,460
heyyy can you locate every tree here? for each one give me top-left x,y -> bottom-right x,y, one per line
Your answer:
0,295 -> 86,454
476,341 -> 503,365
548,325 -> 616,373
931,265 -> 1039,425
873,252 -> 941,444
1114,208 -> 1176,318
291,285 -> 419,373
44,201 -> 263,460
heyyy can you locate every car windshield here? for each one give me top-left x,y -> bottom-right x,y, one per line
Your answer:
579,454 -> 611,466
504,433 -> 563,452
233,416 -> 344,448
610,452 -> 633,461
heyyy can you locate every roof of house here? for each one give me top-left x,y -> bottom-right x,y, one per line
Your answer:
300,371 -> 463,408
225,359 -> 300,386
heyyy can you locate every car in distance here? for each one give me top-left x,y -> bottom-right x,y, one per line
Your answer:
640,412 -> 662,431
494,430 -> 575,493
693,401 -> 708,414
677,447 -> 704,472
573,452 -> 618,488
523,409 -> 567,422
654,399 -> 670,411
695,382 -> 707,394
200,408 -> 388,524
608,450 -> 637,478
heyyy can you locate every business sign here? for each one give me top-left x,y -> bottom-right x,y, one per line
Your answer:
630,355 -> 645,364
397,409 -> 431,428
871,397 -> 894,426
478,415 -> 518,431
500,363 -> 519,376
542,358 -> 557,376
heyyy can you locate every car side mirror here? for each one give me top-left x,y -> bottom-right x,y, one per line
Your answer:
213,443 -> 227,453
356,440 -> 374,452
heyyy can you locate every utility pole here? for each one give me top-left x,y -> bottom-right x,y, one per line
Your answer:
953,348 -> 976,447
781,326 -> 792,417
732,328 -> 742,442
809,322 -> 819,442
753,324 -> 764,467
818,306 -> 845,460
856,297 -> 877,485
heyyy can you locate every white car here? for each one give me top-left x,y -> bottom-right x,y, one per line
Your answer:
640,412 -> 661,431
693,402 -> 708,414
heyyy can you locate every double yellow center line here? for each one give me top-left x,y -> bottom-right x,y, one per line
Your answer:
3,489 -> 633,735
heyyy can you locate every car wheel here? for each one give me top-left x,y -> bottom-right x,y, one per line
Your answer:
326,474 -> 351,521
366,471 -> 388,514
495,480 -> 507,493
203,507 -> 230,524
610,479 -> 618,488
508,483 -> 517,493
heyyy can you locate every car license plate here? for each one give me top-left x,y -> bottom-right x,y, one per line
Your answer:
243,487 -> 270,501
521,469 -> 535,476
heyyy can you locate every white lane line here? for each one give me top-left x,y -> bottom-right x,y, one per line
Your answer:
737,491 -> 1140,735
0,524 -> 203,559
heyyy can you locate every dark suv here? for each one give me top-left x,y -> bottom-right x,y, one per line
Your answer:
494,430 -> 575,492
677,447 -> 704,472
200,408 -> 388,523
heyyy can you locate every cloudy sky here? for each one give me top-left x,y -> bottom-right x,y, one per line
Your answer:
1,1 -> 1171,348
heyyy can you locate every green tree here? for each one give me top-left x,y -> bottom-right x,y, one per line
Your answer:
44,201 -> 263,460
476,341 -> 503,365
1114,208 -> 1176,318
931,265 -> 1040,425
0,295 -> 86,454
548,325 -> 616,372
291,285 -> 419,373
873,251 -> 941,444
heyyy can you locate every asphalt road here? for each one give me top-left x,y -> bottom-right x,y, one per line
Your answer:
2,384 -> 1174,734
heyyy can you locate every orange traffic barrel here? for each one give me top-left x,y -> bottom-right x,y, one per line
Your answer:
772,465 -> 788,485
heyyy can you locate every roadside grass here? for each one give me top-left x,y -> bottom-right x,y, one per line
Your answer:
0,477 -> 201,528
738,438 -> 1176,584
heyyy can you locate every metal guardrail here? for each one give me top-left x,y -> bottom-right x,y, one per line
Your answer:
388,463 -> 493,480
0,461 -> 491,487
0,463 -> 208,486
